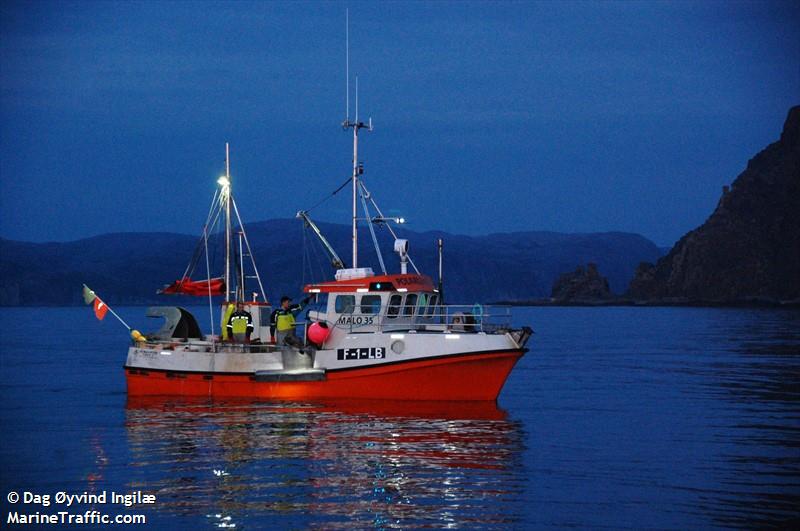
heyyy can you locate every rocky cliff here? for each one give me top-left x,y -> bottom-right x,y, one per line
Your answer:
628,106 -> 800,303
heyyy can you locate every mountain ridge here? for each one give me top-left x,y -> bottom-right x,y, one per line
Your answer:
0,222 -> 662,306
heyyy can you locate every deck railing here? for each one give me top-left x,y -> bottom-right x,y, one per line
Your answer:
329,304 -> 514,334
130,304 -> 515,350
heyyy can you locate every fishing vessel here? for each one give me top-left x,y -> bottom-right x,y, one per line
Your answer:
123,112 -> 532,401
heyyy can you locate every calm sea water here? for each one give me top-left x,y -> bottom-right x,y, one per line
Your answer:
0,306 -> 798,529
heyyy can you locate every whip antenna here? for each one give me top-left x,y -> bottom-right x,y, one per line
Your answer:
345,8 -> 350,121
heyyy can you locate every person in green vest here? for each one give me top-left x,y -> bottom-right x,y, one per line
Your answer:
220,303 -> 235,341
270,295 -> 310,348
227,303 -> 254,343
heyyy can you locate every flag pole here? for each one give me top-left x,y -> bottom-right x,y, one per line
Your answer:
82,284 -> 131,330
104,303 -> 131,331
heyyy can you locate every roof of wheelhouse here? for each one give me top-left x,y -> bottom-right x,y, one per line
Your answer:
303,273 -> 436,294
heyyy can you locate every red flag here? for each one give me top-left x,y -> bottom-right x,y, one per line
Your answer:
93,298 -> 108,320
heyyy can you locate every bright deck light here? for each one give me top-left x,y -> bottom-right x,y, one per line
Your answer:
217,176 -> 230,186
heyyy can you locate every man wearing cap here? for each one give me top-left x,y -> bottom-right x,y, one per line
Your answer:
270,295 -> 310,347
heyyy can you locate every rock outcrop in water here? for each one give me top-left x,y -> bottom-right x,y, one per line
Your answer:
628,106 -> 800,304
551,263 -> 611,302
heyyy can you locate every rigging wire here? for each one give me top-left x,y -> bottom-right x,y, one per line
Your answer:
177,187 -> 223,284
196,200 -> 222,280
301,222 -> 307,287
205,187 -> 221,229
359,184 -> 387,274
306,225 -> 328,283
203,224 -> 215,338
301,170 -> 420,277
297,175 -> 353,285
360,180 -> 420,274
207,204 -> 223,279
305,176 -> 352,214
300,212 -> 339,285
230,196 -> 268,302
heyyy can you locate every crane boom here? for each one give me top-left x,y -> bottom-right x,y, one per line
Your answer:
296,210 -> 346,270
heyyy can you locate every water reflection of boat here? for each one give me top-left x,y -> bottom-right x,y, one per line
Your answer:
126,396 -> 508,421
124,398 -> 526,528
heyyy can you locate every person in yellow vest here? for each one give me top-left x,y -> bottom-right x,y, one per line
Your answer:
220,303 -> 235,341
270,295 -> 310,348
227,303 -> 254,343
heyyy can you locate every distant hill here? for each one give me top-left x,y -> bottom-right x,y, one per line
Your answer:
0,221 -> 662,306
628,105 -> 800,303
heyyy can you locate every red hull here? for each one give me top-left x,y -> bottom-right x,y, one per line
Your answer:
125,350 -> 524,401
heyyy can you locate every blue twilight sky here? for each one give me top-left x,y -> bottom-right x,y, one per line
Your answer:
1,1 -> 798,246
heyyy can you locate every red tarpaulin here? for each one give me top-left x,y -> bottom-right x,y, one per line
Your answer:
159,277 -> 225,296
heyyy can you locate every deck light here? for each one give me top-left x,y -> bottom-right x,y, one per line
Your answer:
217,176 -> 230,187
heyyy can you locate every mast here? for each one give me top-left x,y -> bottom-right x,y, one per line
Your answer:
224,143 -> 232,302
342,12 -> 371,269
438,238 -> 444,302
352,97 -> 359,268
343,80 -> 371,269
238,231 -> 245,302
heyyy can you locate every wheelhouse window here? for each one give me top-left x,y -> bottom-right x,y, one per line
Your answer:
418,293 -> 429,315
403,294 -> 418,317
387,294 -> 403,318
360,295 -> 382,314
335,295 -> 355,314
313,293 -> 329,308
426,294 -> 439,317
